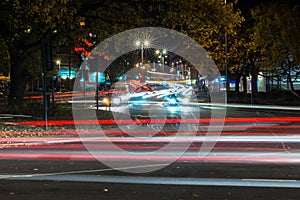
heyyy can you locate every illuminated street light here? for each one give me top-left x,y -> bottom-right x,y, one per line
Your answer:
144,40 -> 149,47
135,41 -> 141,47
155,49 -> 168,73
56,59 -> 61,92
135,40 -> 149,64
56,60 -> 61,65
135,40 -> 149,83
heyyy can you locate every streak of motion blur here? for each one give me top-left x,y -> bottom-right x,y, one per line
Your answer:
2,107 -> 300,164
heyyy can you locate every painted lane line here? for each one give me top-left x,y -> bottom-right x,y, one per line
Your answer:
2,174 -> 300,188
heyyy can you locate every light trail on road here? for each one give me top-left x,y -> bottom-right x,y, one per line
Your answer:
2,150 -> 300,164
1,134 -> 300,164
16,116 -> 300,126
1,129 -> 300,136
2,135 -> 300,144
1,114 -> 299,165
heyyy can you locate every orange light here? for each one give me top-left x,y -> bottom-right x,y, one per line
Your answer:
81,51 -> 90,57
102,97 -> 111,107
82,39 -> 94,47
80,21 -> 85,26
74,47 -> 85,52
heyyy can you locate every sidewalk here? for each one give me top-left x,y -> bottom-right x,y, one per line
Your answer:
0,113 -> 75,137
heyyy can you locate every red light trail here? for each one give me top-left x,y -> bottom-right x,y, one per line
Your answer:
1,129 -> 300,137
0,115 -> 299,165
16,116 -> 300,126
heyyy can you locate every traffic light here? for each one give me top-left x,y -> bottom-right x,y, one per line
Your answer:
45,42 -> 53,71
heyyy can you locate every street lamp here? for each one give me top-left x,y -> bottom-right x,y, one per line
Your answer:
56,59 -> 61,92
135,40 -> 149,64
136,40 -> 149,83
56,59 -> 61,69
155,49 -> 168,73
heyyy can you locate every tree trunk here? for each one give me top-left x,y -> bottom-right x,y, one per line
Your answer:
287,73 -> 295,91
265,76 -> 270,92
9,53 -> 27,103
226,78 -> 230,92
251,70 -> 258,94
242,75 -> 247,94
234,74 -> 240,93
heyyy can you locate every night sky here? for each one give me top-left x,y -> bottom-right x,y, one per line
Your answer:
236,0 -> 300,12
233,0 -> 300,18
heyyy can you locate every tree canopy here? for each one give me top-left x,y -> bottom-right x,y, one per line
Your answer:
0,0 -> 148,101
162,0 -> 245,72
252,1 -> 300,91
0,0 -> 80,101
1,0 -> 300,102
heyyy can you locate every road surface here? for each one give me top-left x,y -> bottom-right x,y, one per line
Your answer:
0,104 -> 300,199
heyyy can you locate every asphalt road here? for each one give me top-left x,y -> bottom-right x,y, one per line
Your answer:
1,179 -> 300,200
1,161 -> 300,200
0,105 -> 300,200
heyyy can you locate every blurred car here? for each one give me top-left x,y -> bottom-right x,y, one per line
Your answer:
96,83 -> 135,106
146,83 -> 169,90
129,87 -> 180,108
110,83 -> 136,106
193,85 -> 211,102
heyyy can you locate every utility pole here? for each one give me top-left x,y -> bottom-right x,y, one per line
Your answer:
225,0 -> 228,102
41,40 -> 48,130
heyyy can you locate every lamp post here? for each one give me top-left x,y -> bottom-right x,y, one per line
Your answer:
155,49 -> 167,73
135,40 -> 149,64
162,49 -> 167,73
56,59 -> 61,92
225,0 -> 228,96
136,40 -> 149,82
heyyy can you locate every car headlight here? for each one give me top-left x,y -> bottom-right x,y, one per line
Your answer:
166,96 -> 179,105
